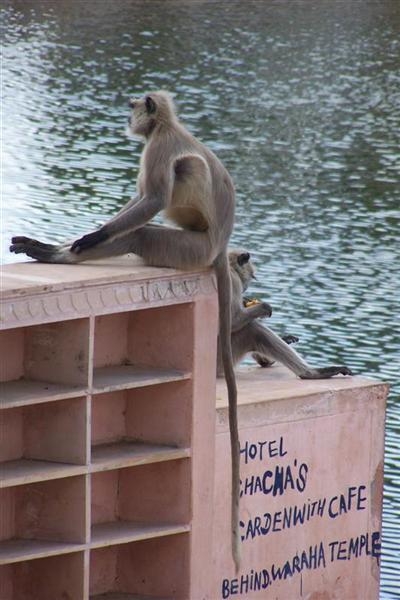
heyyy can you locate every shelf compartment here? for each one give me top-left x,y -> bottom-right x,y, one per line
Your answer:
0,551 -> 85,598
0,476 -> 87,565
91,461 -> 191,531
89,536 -> 189,598
0,397 -> 87,486
91,520 -> 189,549
91,383 -> 192,449
92,365 -> 190,394
93,305 -> 194,376
0,320 -> 90,400
91,441 -> 190,473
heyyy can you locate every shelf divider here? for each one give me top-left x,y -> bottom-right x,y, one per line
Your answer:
91,441 -> 190,473
0,379 -> 86,410
0,458 -> 87,488
92,366 -> 191,394
90,520 -> 190,549
0,538 -> 86,565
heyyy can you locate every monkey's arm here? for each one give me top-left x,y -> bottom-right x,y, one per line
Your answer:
107,194 -> 141,223
230,273 -> 272,333
70,194 -> 164,254
231,302 -> 272,333
71,161 -> 173,254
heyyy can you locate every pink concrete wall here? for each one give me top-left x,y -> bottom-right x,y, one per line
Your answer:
212,367 -> 387,600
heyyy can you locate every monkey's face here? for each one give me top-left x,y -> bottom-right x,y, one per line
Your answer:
229,250 -> 257,291
127,91 -> 175,138
127,95 -> 155,137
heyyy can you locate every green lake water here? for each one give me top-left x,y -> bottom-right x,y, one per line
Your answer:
2,1 -> 399,595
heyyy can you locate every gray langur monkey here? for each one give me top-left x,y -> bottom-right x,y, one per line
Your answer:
10,91 -> 242,570
219,250 -> 353,379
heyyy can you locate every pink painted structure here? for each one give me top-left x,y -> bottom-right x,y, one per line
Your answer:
0,257 -> 387,599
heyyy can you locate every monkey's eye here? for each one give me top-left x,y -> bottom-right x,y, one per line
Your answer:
238,252 -> 250,266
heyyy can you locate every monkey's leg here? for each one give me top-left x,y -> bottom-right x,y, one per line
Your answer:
251,321 -> 353,378
252,334 -> 299,368
11,224 -> 215,268
126,224 -> 215,269
228,321 -> 352,378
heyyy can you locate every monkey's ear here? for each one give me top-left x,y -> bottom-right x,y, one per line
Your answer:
238,252 -> 250,266
145,95 -> 157,114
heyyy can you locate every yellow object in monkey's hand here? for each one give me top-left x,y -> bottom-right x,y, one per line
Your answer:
243,297 -> 262,308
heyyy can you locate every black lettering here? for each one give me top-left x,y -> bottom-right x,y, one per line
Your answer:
317,498 -> 326,516
240,441 -> 249,464
279,436 -> 288,457
348,536 -> 359,559
262,569 -> 270,589
318,542 -> 326,568
273,465 -> 285,496
283,505 -> 292,529
284,465 -> 295,491
262,470 -> 273,494
248,444 -> 257,460
272,511 -> 282,532
328,496 -> 338,518
231,578 -> 239,594
293,504 -> 306,526
258,441 -> 267,461
329,540 -> 339,561
240,573 -> 249,594
292,555 -> 301,573
309,544 -> 318,569
337,540 -> 347,560
296,463 -> 308,492
261,513 -> 271,535
222,579 -> 230,599
253,516 -> 262,539
269,440 -> 278,457
372,531 -> 381,561
254,476 -> 263,494
339,494 -> 347,515
357,485 -> 367,511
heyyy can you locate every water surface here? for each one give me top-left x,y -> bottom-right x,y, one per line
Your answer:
2,1 -> 399,595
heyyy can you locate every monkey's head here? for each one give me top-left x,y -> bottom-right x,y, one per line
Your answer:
229,249 -> 257,291
127,91 -> 177,138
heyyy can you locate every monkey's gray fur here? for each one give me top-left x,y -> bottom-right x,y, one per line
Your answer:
10,91 -> 242,571
221,250 -> 353,379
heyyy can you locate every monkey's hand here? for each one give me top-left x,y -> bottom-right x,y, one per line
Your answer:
70,228 -> 109,253
282,334 -> 299,345
249,302 -> 272,319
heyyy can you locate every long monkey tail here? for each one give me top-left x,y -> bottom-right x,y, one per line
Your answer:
214,251 -> 241,573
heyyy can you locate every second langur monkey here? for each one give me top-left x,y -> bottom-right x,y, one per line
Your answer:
10,91 -> 242,570
219,250 -> 353,378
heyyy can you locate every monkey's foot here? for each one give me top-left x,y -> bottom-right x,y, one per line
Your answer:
70,229 -> 109,253
300,366 -> 354,379
282,334 -> 299,345
9,237 -> 59,262
252,352 -> 275,368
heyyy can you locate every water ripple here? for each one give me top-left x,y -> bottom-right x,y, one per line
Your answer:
2,1 -> 399,594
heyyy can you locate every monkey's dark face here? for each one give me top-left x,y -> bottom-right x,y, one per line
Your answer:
127,91 -> 175,138
229,249 -> 257,291
127,95 -> 154,137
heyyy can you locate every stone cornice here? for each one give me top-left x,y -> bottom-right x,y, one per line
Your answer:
0,272 -> 217,328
